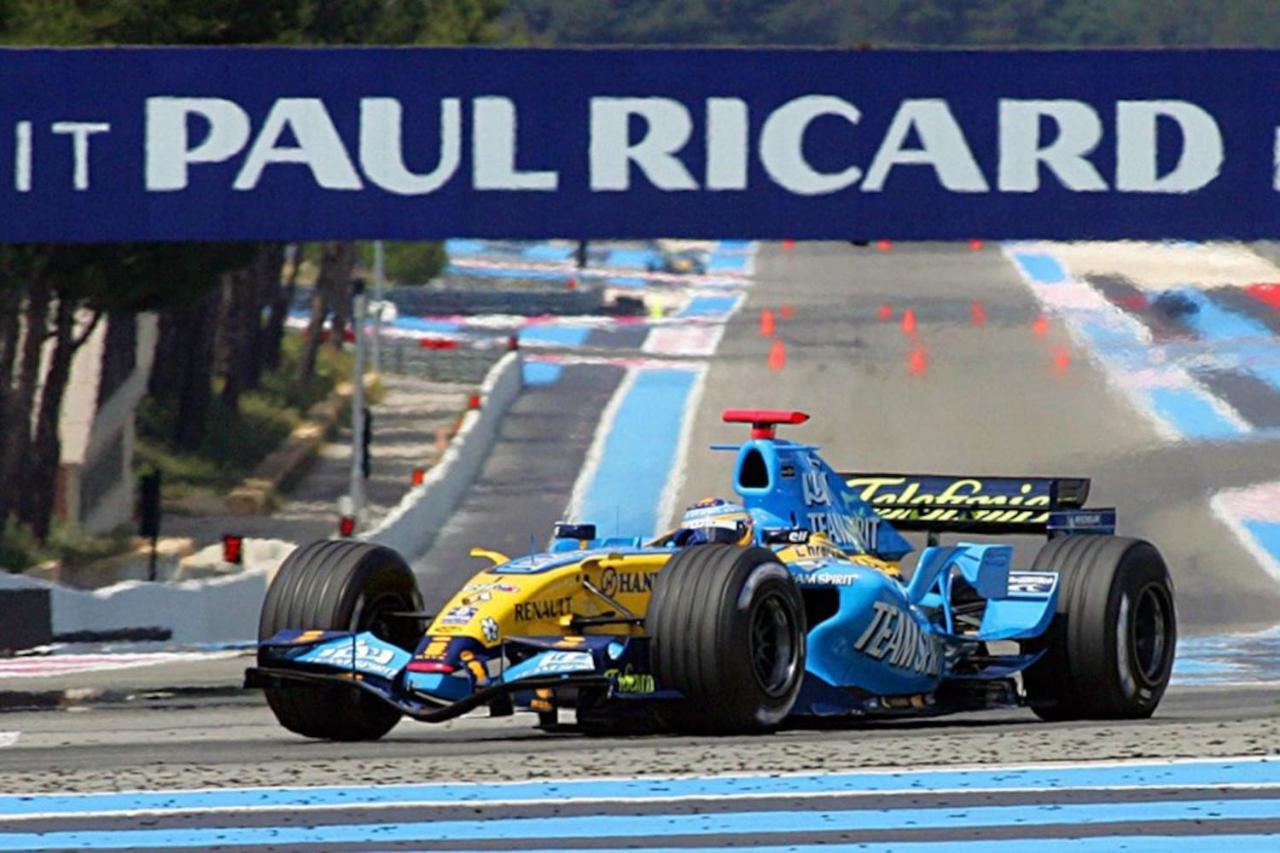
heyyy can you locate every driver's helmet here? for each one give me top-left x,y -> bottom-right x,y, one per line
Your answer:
671,498 -> 754,547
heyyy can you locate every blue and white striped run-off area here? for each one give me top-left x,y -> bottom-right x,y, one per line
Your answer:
1,757 -> 1277,850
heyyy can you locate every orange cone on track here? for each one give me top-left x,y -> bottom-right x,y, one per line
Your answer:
971,300 -> 987,326
1054,345 -> 1071,374
877,303 -> 893,321
969,239 -> 984,251
780,304 -> 795,320
908,345 -> 928,376
1032,314 -> 1049,336
782,239 -> 796,252
760,309 -> 776,337
768,338 -> 786,372
876,239 -> 893,252
901,308 -> 917,337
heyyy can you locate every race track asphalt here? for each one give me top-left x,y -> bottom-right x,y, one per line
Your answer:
675,241 -> 1280,629
0,681 -> 1277,792
411,362 -> 625,611
3,242 -> 1279,808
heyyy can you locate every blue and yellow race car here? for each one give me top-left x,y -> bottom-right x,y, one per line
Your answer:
247,409 -> 1177,738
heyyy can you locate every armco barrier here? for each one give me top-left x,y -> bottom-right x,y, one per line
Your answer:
0,568 -> 267,645
361,351 -> 523,557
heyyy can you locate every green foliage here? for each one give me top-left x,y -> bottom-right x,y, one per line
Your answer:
0,517 -> 42,572
134,332 -> 356,495
3,0 -> 506,47
1,516 -> 134,573
362,242 -> 448,285
500,0 -> 1280,48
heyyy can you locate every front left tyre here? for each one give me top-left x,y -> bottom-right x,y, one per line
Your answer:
258,539 -> 422,740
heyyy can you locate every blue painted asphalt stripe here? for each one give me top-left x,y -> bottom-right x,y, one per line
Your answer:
445,264 -> 570,281
1173,288 -> 1280,391
2,798 -> 1277,850
522,244 -> 575,261
443,238 -> 485,255
606,247 -> 660,269
1244,519 -> 1280,566
678,294 -> 741,318
1146,386 -> 1250,440
521,361 -> 563,386
518,325 -> 592,347
1011,252 -> 1068,284
3,758 -> 1277,819
575,367 -> 700,538
705,253 -> 747,272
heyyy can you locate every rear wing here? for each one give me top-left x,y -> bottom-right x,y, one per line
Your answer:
839,473 -> 1114,536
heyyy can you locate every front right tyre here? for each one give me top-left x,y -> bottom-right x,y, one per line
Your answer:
648,544 -> 806,733
258,539 -> 423,741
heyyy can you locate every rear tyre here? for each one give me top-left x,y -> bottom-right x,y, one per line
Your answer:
649,544 -> 806,733
1022,535 -> 1176,721
258,540 -> 423,741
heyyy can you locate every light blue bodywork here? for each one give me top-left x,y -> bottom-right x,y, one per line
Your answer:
258,419 -> 1111,723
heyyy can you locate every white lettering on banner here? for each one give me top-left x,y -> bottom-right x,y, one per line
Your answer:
759,95 -> 862,195
233,98 -> 363,190
863,100 -> 988,192
1275,127 -> 1280,192
706,97 -> 749,190
1116,100 -> 1223,192
147,98 -> 251,190
359,97 -> 461,195
14,121 -> 31,192
473,97 -> 558,190
590,98 -> 698,191
998,100 -> 1107,192
51,121 -> 110,190
134,93 -> 1236,199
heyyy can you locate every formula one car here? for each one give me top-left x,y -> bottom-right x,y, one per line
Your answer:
247,410 -> 1176,739
647,248 -> 707,275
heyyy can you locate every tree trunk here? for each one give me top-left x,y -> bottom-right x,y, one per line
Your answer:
20,299 -> 100,541
147,310 -> 184,403
0,286 -> 22,435
298,241 -> 356,379
324,242 -> 357,351
263,243 -> 300,371
219,268 -> 250,412
246,243 -> 285,388
297,277 -> 329,382
0,286 -> 50,527
173,288 -> 219,451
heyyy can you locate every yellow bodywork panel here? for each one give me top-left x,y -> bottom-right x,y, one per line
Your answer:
426,551 -> 674,649
777,533 -> 902,577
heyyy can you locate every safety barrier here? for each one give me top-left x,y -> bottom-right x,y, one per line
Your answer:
360,351 -> 523,557
0,354 -> 523,646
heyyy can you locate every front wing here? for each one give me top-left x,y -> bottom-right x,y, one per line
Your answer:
246,630 -> 674,723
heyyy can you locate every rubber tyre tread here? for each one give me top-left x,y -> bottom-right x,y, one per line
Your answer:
258,539 -> 422,741
649,544 -> 805,734
1023,535 -> 1175,721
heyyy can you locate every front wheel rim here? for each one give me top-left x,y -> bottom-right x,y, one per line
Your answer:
1130,582 -> 1174,686
749,591 -> 800,697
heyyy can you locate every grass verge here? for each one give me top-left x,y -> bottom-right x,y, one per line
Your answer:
134,334 -> 376,500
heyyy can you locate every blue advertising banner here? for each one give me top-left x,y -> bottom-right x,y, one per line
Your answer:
0,47 -> 1277,242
